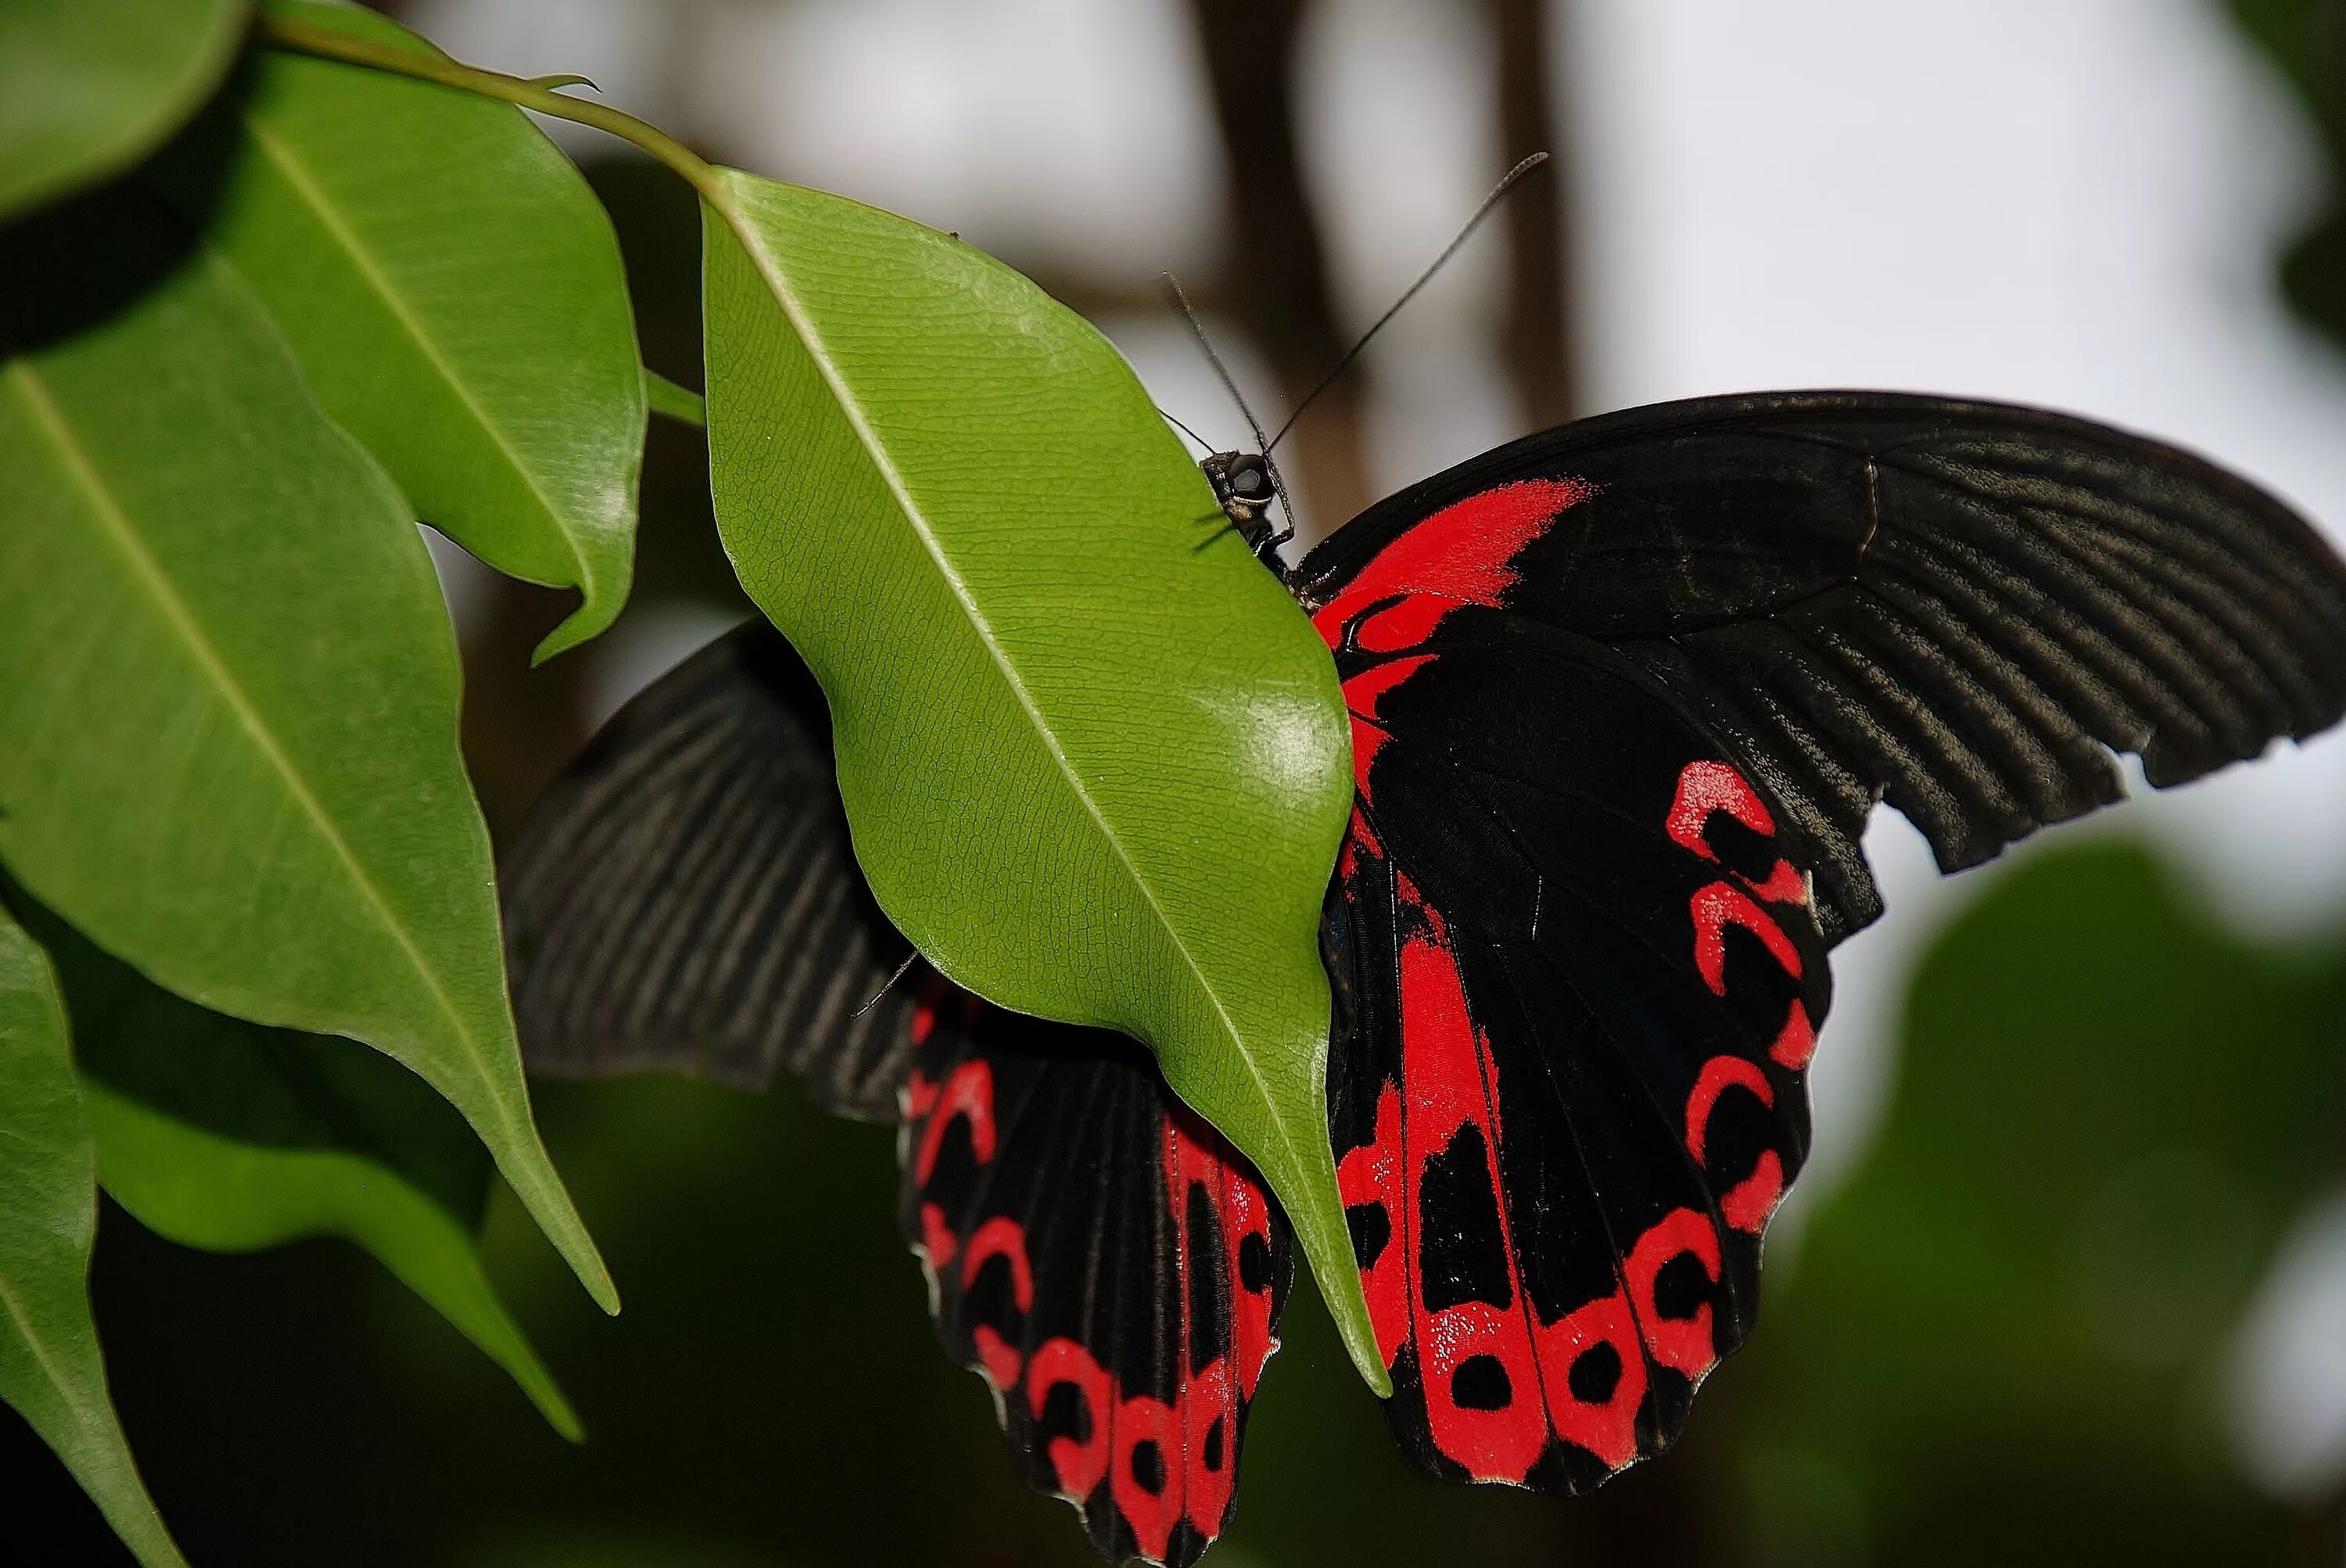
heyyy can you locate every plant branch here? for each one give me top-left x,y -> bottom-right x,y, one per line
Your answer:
255,14 -> 727,208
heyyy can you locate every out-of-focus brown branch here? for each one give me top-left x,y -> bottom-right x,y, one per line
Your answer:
1491,0 -> 1575,428
1189,0 -> 1372,536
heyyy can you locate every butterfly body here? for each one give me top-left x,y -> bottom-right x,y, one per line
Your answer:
504,391 -> 2346,1565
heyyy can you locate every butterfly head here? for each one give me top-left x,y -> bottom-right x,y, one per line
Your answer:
1200,450 -> 1286,561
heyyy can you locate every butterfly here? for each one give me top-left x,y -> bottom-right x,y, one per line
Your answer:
500,390 -> 2346,1566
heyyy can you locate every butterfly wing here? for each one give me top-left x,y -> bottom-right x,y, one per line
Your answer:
501,623 -> 1292,1566
902,997 -> 1292,1567
1291,390 -> 2346,1489
500,623 -> 917,1115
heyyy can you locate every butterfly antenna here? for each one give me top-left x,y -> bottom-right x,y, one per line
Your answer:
1163,271 -> 1300,546
1159,405 -> 1215,454
850,947 -> 920,1020
1267,150 -> 1550,454
1164,273 -> 1273,454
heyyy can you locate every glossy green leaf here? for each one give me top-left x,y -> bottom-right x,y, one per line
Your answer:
0,188 -> 614,1315
0,908 -> 186,1568
699,170 -> 1382,1390
0,0 -> 246,222
158,0 -> 644,661
1722,842 -> 2344,1562
11,892 -> 580,1440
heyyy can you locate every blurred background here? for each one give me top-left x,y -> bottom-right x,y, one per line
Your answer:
10,0 -> 2346,1563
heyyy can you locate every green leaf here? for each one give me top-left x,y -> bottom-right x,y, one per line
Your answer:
11,892 -> 580,1441
699,170 -> 1383,1391
0,907 -> 186,1568
0,0 -> 247,222
156,0 -> 645,661
0,188 -> 614,1315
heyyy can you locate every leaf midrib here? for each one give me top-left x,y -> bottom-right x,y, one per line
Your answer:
721,192 -> 1304,1172
242,114 -> 587,587
2,356 -> 512,1124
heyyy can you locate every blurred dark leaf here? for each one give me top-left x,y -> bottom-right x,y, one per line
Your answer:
2226,0 -> 2346,346
1712,840 -> 2346,1566
0,0 -> 246,221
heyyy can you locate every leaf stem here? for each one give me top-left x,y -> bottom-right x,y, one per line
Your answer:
255,15 -> 728,208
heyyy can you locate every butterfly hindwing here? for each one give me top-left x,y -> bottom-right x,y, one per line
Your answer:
501,623 -> 1293,1566
902,999 -> 1293,1566
500,623 -> 917,1115
1293,389 -> 2346,1491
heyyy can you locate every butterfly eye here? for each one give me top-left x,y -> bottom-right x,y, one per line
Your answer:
1231,464 -> 1272,501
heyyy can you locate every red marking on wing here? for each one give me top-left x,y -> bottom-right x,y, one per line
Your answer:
1625,1209 -> 1720,1378
973,1325 -> 1023,1390
1746,859 -> 1806,906
1688,882 -> 1801,995
1720,1152 -> 1783,1233
1666,760 -> 1775,855
1340,655 -> 1431,799
1394,878 -> 1550,1484
1530,1290 -> 1648,1471
962,1215 -> 1033,1311
1151,1111 -> 1275,1547
1309,478 -> 1593,654
1770,1000 -> 1816,1070
1112,1394 -> 1182,1563
1684,1056 -> 1784,1234
912,1059 -> 996,1184
1028,1338 -> 1114,1499
1313,480 -> 1591,802
917,1201 -> 957,1269
1337,1081 -> 1408,1365
1211,1145 -> 1282,1401
909,999 -> 938,1045
1684,1056 -> 1773,1166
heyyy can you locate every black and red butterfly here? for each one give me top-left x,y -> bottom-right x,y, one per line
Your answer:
501,391 -> 2346,1564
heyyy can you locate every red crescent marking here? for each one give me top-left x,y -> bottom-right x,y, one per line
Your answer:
908,999 -> 938,1045
917,1201 -> 956,1269
913,1058 -> 995,1184
1721,1151 -> 1784,1233
1027,1338 -> 1114,1500
1666,760 -> 1775,858
1625,1208 -> 1720,1377
904,1070 -> 938,1119
972,1325 -> 1022,1390
1770,1000 -> 1816,1070
1531,1290 -> 1648,1470
1684,1055 -> 1774,1166
1745,859 -> 1807,906
961,1215 -> 1033,1311
1689,881 -> 1802,994
910,1060 -> 995,1182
